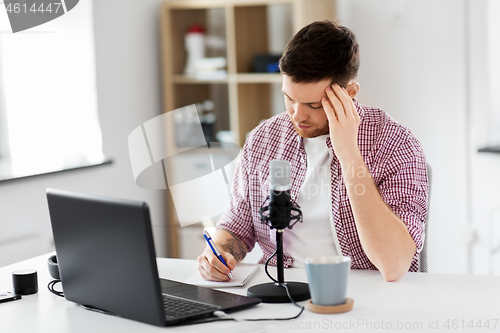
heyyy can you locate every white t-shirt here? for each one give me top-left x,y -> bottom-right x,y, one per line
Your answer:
283,134 -> 341,267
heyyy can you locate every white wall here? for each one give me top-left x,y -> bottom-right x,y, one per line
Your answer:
337,0 -> 500,275
468,0 -> 500,276
0,0 -> 168,267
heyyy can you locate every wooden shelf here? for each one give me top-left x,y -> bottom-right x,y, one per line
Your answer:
172,73 -> 283,84
172,74 -> 228,84
234,73 -> 283,83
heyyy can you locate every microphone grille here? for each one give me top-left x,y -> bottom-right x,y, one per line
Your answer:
270,160 -> 291,189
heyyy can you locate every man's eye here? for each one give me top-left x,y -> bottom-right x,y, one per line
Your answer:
309,104 -> 323,109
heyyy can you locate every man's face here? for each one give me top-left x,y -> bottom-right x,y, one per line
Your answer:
282,75 -> 331,138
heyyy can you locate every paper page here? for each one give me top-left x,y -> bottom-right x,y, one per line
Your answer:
185,265 -> 259,288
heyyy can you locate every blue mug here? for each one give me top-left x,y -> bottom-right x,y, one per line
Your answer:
305,256 -> 351,306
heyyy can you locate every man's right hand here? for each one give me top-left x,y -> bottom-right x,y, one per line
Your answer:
197,246 -> 236,281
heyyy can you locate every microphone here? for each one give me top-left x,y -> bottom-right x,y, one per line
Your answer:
259,160 -> 302,230
269,160 -> 291,229
248,159 -> 309,303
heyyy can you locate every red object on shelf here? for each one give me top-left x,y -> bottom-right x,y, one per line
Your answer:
187,24 -> 205,33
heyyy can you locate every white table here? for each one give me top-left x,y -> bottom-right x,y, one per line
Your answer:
1,253 -> 499,332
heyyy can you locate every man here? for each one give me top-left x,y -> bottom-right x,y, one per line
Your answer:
197,21 -> 428,282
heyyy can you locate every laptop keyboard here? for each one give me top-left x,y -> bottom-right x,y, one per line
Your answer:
162,294 -> 220,318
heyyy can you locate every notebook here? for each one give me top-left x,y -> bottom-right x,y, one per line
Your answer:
186,265 -> 260,288
46,188 -> 261,327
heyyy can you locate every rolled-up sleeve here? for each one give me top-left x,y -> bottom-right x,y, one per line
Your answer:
376,128 -> 429,253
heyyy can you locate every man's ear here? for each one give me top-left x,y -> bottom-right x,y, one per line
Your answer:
346,81 -> 360,99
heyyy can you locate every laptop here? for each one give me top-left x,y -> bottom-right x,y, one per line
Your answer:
46,188 -> 260,326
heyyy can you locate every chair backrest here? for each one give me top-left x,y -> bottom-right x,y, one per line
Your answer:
418,163 -> 432,273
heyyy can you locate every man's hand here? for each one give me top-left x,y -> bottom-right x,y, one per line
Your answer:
197,246 -> 236,281
321,83 -> 361,162
196,229 -> 246,281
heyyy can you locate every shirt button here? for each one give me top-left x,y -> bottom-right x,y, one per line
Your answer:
300,158 -> 304,163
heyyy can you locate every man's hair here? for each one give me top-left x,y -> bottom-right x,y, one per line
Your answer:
279,20 -> 360,87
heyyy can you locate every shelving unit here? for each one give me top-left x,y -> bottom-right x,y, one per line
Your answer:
160,0 -> 336,257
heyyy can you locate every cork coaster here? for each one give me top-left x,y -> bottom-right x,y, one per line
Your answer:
306,297 -> 354,314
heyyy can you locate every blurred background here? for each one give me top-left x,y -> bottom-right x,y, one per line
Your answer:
0,0 -> 499,277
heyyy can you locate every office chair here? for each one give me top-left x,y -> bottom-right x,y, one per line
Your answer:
418,163 -> 432,273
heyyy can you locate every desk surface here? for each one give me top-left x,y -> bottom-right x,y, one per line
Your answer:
1,253 -> 499,333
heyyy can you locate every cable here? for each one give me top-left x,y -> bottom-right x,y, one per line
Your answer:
214,276 -> 305,322
264,249 -> 279,283
275,282 -> 305,318
47,280 -> 64,298
234,243 -> 303,321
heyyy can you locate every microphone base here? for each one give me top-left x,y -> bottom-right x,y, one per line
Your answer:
247,281 -> 310,303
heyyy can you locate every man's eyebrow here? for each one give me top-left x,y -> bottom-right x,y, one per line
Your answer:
281,90 -> 323,105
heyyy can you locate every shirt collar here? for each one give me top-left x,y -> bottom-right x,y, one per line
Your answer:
353,98 -> 364,119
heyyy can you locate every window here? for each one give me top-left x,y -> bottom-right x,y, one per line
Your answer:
0,0 -> 104,180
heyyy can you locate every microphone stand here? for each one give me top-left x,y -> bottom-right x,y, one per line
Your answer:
247,198 -> 310,303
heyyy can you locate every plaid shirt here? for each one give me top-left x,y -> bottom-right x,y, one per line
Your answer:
217,99 -> 429,272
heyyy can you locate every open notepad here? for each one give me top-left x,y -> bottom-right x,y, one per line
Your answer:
185,265 -> 260,288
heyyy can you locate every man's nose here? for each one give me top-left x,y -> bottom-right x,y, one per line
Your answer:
293,104 -> 309,123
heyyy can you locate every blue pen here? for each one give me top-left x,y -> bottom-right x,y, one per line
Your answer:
203,230 -> 234,281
